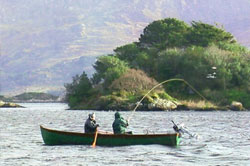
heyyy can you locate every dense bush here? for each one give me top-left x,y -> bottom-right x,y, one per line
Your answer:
139,18 -> 190,49
92,55 -> 129,88
187,21 -> 235,47
64,72 -> 93,108
154,45 -> 250,104
65,18 -> 250,109
110,69 -> 163,93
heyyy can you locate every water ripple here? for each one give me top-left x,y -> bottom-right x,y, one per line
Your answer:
1,103 -> 250,165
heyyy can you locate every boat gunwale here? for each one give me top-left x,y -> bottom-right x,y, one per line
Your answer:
40,125 -> 179,138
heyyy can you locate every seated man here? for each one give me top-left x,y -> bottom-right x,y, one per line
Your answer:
84,113 -> 99,133
112,112 -> 131,134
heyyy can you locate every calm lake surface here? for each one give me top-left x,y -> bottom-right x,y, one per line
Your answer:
0,103 -> 249,166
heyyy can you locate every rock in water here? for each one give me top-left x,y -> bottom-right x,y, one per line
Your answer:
230,101 -> 244,111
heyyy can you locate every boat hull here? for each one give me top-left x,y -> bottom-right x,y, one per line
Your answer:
40,125 -> 180,146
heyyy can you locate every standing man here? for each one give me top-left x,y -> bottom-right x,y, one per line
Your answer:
84,113 -> 99,133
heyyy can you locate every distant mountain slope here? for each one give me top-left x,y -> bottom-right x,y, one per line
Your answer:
1,0 -> 250,95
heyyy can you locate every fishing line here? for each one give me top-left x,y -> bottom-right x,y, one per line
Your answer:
127,78 -> 207,121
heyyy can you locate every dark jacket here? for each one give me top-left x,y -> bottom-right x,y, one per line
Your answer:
84,118 -> 99,133
112,112 -> 128,134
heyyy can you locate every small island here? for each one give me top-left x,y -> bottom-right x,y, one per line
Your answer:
0,100 -> 24,108
11,92 -> 60,103
64,18 -> 249,111
0,92 -> 60,108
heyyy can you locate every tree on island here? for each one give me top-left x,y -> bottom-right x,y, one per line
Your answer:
65,18 -> 250,110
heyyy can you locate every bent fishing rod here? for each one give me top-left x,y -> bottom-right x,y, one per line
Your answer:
127,78 -> 207,122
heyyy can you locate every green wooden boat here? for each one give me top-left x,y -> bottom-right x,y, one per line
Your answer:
40,125 -> 180,146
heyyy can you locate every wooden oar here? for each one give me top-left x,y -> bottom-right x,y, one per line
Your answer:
92,130 -> 98,148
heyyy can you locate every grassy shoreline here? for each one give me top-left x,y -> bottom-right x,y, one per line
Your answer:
69,99 -> 247,111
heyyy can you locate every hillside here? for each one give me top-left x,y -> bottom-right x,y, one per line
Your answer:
1,0 -> 250,95
3,92 -> 60,103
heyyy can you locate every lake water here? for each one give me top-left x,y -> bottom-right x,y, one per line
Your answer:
0,103 -> 249,166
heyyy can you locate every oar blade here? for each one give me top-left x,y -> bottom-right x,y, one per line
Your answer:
92,130 -> 98,148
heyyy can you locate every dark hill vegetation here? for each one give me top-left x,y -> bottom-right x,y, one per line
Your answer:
12,92 -> 59,102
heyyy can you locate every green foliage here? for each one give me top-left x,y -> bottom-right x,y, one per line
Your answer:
92,55 -> 129,87
138,18 -> 236,50
187,21 -> 236,47
139,18 -> 190,49
204,45 -> 250,89
218,42 -> 248,54
156,48 -> 183,80
104,66 -> 128,88
13,92 -> 58,101
156,91 -> 178,102
224,89 -> 250,108
65,17 -> 250,109
93,55 -> 116,77
67,96 -> 79,108
114,43 -> 141,63
154,45 -> 250,106
64,71 -> 93,107
65,55 -> 129,108
134,52 -> 152,72
156,47 -> 212,90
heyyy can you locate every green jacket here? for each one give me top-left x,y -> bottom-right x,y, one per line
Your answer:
112,112 -> 128,134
